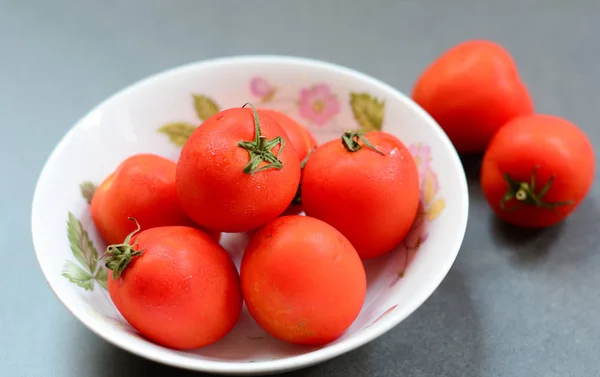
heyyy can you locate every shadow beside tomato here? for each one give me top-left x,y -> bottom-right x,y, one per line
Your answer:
489,214 -> 562,264
459,154 -> 483,185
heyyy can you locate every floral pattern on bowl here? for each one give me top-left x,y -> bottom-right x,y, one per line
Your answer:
157,77 -> 387,148
396,143 -> 446,278
61,210 -> 108,292
249,76 -> 341,127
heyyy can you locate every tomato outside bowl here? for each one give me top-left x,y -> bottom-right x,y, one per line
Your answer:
31,56 -> 469,375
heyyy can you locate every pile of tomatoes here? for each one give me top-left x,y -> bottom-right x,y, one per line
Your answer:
90,104 -> 420,350
89,39 -> 595,351
412,40 -> 594,228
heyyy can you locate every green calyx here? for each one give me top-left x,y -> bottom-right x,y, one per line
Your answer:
500,166 -> 574,212
341,130 -> 385,155
238,103 -> 285,174
102,218 -> 144,279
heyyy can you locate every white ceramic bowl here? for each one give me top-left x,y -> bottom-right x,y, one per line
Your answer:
31,56 -> 468,375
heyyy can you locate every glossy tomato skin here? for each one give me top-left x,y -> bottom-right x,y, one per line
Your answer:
258,108 -> 317,162
481,114 -> 594,228
412,40 -> 534,154
176,107 -> 301,233
302,132 -> 420,259
241,215 -> 366,345
90,154 -> 220,245
107,226 -> 242,350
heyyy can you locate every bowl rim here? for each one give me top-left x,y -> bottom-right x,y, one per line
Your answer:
31,54 -> 469,375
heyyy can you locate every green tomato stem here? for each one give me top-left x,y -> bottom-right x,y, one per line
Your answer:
341,130 -> 385,155
101,218 -> 144,279
238,103 -> 285,174
500,166 -> 574,212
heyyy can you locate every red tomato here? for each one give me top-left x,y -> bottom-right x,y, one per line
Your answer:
241,215 -> 366,345
105,224 -> 242,350
302,131 -> 420,259
90,154 -> 219,245
481,114 -> 594,228
412,40 -> 534,154
258,108 -> 317,162
176,105 -> 301,232
258,109 -> 317,216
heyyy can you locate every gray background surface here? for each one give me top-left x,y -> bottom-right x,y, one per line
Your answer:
2,1 -> 599,376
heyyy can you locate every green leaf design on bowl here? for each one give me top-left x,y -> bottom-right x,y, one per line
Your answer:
350,92 -> 385,132
159,94 -> 221,147
62,260 -> 96,291
79,181 -> 97,204
193,94 -> 220,121
158,122 -> 197,147
62,212 -> 107,291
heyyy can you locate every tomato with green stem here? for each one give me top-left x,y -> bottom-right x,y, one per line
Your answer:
481,114 -> 594,228
176,104 -> 301,232
104,221 -> 242,350
302,130 -> 420,259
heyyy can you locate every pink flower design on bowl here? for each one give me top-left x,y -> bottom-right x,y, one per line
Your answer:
421,168 -> 445,221
249,76 -> 275,100
409,143 -> 432,180
395,144 -> 446,278
298,84 -> 340,126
